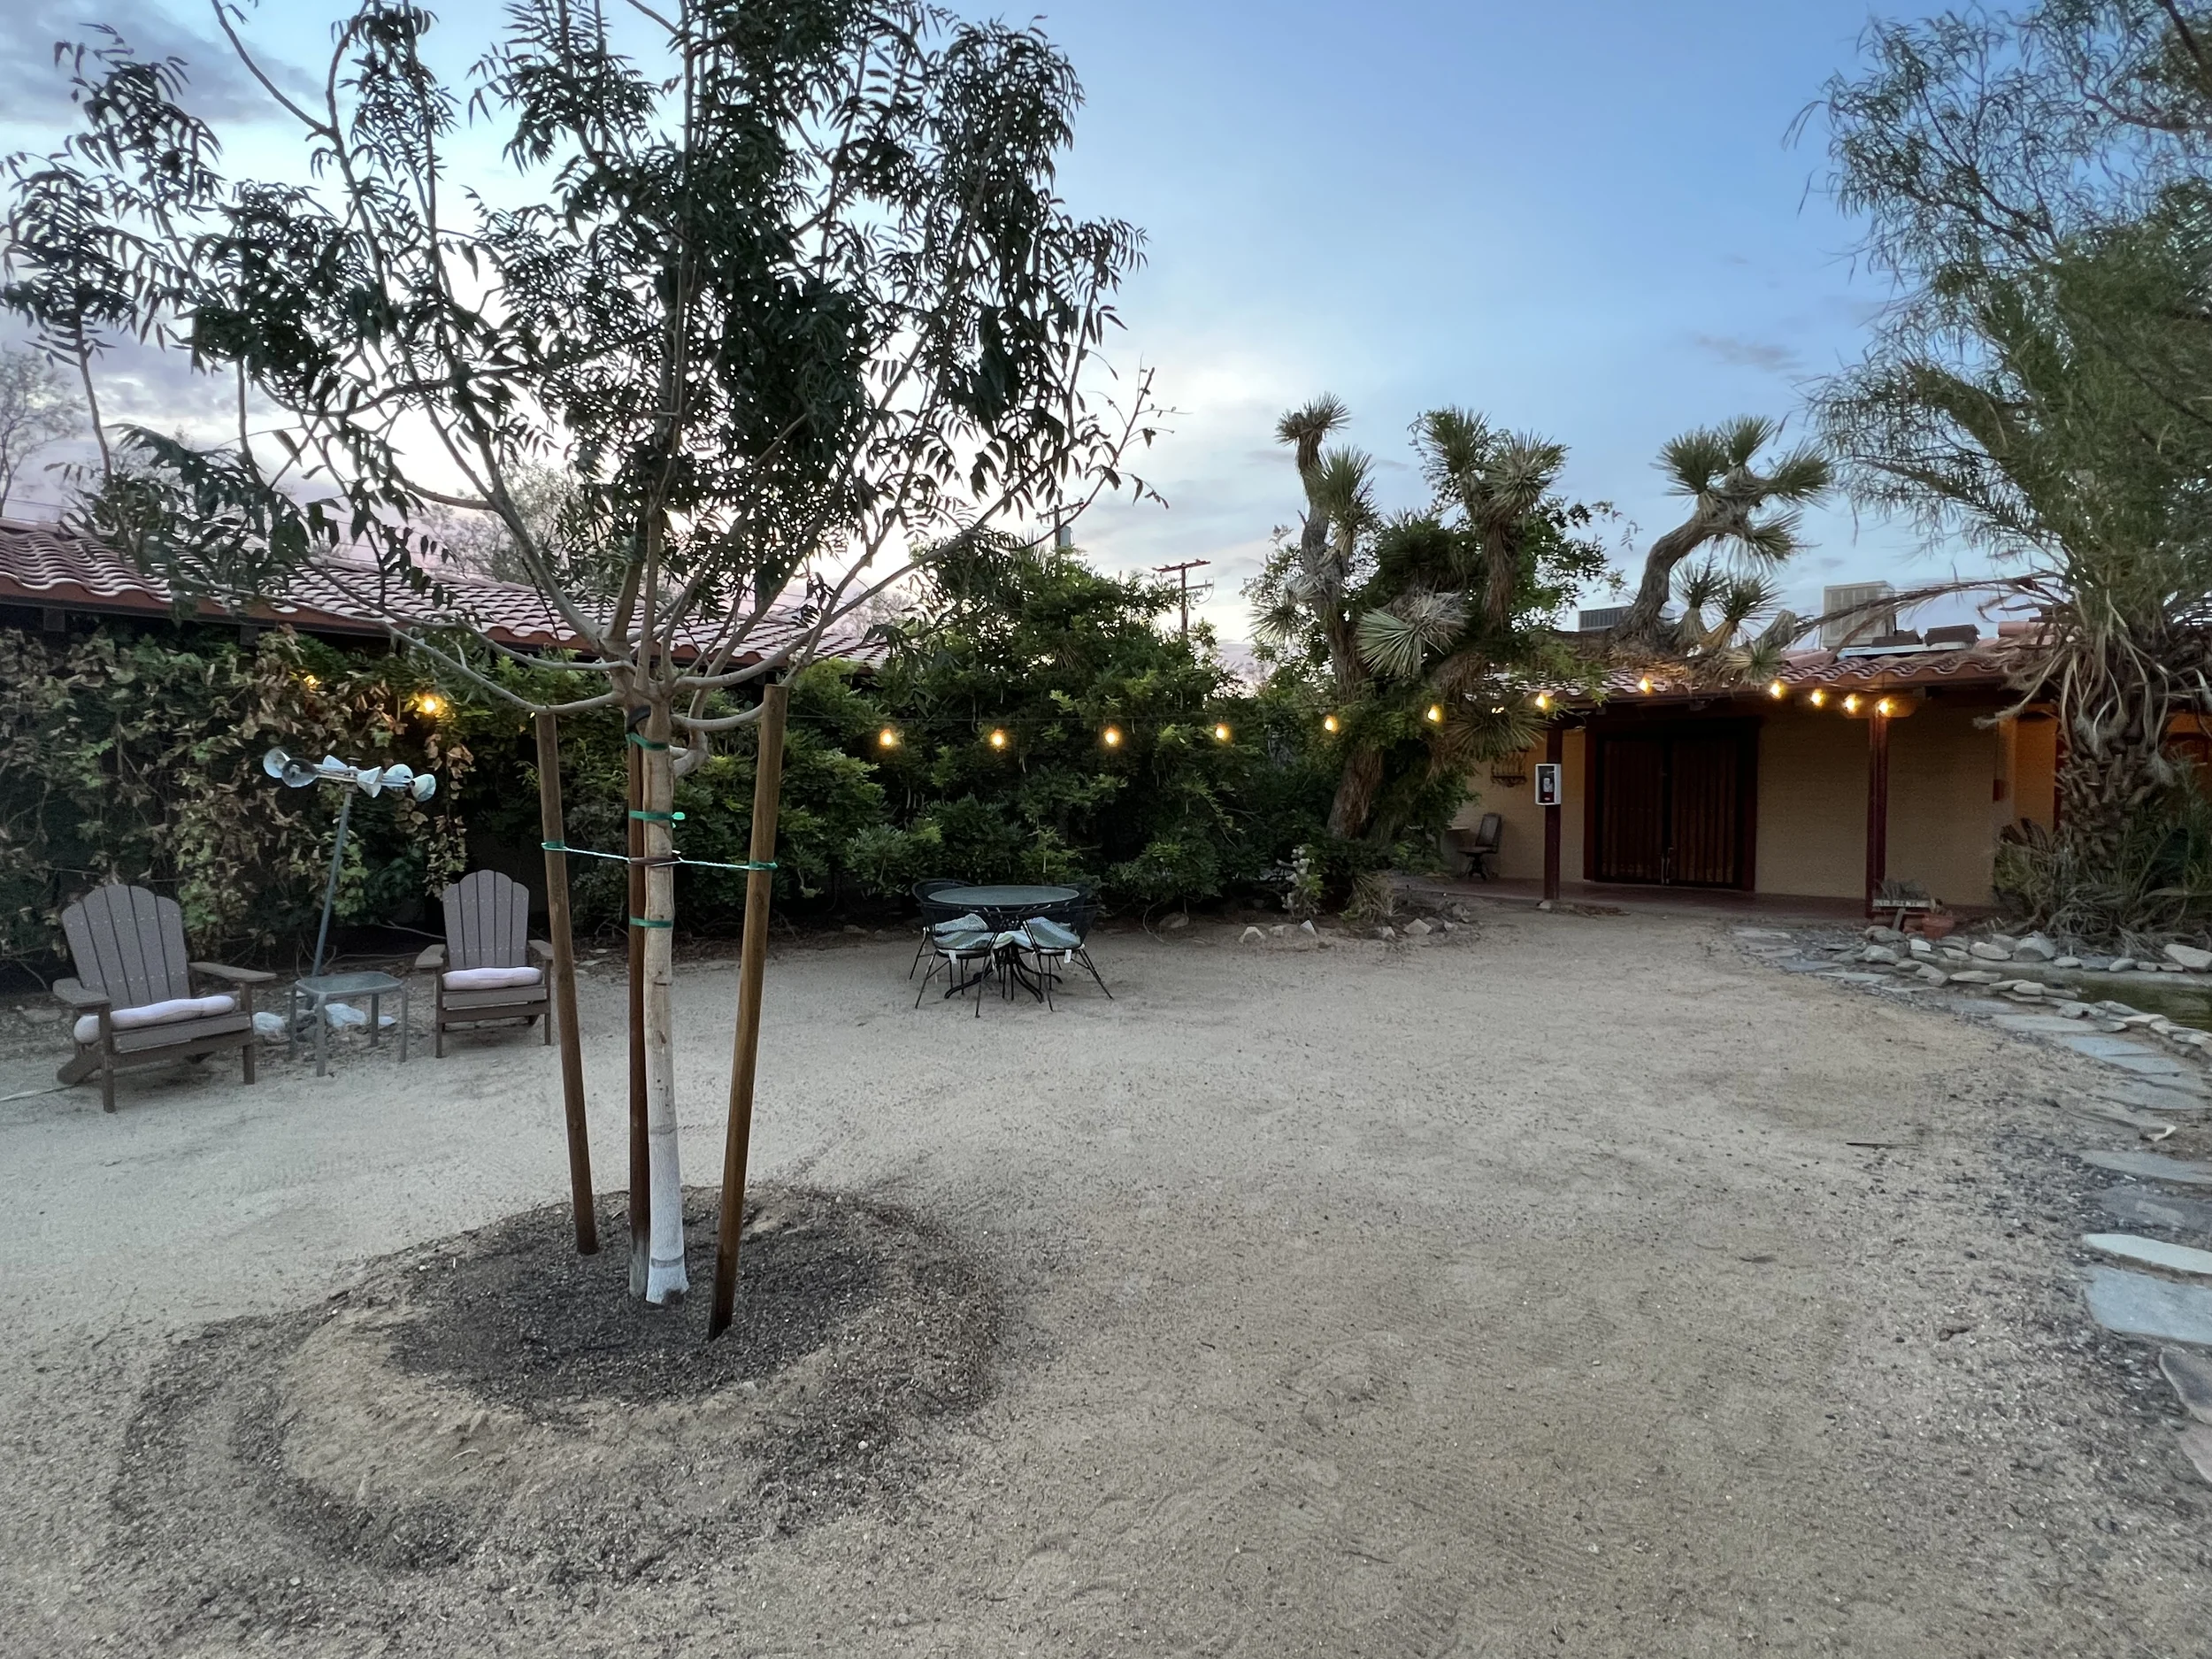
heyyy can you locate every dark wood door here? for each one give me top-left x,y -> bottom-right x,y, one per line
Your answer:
1595,735 -> 1668,883
1593,726 -> 1754,887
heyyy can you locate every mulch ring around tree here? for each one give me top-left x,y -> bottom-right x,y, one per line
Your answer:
107,1185 -> 1000,1645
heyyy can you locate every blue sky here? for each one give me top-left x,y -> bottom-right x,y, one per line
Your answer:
1,1 -> 1982,641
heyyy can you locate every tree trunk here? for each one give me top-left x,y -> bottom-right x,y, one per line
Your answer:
1328,742 -> 1386,839
2054,694 -> 2173,876
641,700 -> 688,1305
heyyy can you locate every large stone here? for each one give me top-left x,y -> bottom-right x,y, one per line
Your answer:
2083,1233 -> 2212,1278
1269,923 -> 1291,938
2054,955 -> 2083,969
2084,1268 -> 2212,1346
1909,936 -> 1935,957
1403,918 -> 1432,937
2162,1349 -> 2212,1424
2082,1149 -> 2212,1187
2167,942 -> 2212,971
1949,969 -> 2001,984
2014,933 -> 2060,961
1865,925 -> 1905,944
2101,1187 -> 2212,1233
1240,926 -> 1264,945
1969,941 -> 2011,962
1990,933 -> 2021,952
1862,945 -> 1901,964
1161,912 -> 1189,931
1917,966 -> 1949,986
2184,1425 -> 2212,1486
2110,956 -> 2139,973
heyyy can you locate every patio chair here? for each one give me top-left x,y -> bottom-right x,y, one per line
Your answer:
416,870 -> 553,1056
1018,898 -> 1112,1009
1446,812 -> 1503,880
914,911 -> 999,1017
53,882 -> 273,1112
909,878 -> 972,978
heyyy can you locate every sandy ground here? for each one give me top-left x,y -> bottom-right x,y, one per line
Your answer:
0,905 -> 2206,1657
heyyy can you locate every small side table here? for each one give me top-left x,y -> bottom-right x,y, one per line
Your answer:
288,970 -> 410,1077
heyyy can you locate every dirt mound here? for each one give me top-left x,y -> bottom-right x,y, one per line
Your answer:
108,1186 -> 997,1645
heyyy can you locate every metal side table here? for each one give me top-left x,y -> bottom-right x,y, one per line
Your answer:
288,970 -> 410,1077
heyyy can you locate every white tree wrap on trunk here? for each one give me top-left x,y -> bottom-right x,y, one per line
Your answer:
641,713 -> 687,1305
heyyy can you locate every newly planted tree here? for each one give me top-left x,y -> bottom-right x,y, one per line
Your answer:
4,0 -> 1151,1302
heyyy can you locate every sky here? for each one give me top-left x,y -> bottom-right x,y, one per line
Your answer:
0,0 -> 1985,645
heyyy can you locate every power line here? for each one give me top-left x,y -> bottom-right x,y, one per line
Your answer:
1151,559 -> 1213,637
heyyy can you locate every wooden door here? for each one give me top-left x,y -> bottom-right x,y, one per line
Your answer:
1594,735 -> 1668,883
1668,734 -> 1745,887
1592,726 -> 1755,888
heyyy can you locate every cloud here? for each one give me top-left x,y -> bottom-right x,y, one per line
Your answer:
1689,333 -> 1803,376
0,0 -> 305,131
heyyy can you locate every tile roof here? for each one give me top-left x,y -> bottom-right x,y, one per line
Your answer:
1557,631 -> 2033,709
0,517 -> 882,666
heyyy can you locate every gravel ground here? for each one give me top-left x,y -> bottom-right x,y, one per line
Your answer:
0,906 -> 2206,1657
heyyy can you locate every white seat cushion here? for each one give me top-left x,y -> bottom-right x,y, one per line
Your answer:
442,965 -> 543,991
74,993 -> 237,1045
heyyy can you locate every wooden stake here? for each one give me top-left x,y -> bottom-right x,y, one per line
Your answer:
707,682 -> 790,1340
534,712 -> 597,1256
626,716 -> 650,1296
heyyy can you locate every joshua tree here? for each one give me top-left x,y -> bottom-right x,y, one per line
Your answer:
4,0 -> 1152,1304
1257,399 -> 1608,841
1605,417 -> 1832,655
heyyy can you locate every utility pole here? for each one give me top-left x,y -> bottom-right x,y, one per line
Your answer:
1151,558 -> 1212,638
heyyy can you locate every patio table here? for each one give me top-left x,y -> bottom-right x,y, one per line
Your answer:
931,884 -> 1080,932
288,969 -> 410,1078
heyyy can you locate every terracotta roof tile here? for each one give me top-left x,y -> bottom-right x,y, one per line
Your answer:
1571,638 -> 2024,707
0,517 -> 882,666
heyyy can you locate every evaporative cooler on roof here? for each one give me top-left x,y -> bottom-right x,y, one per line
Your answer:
1821,582 -> 1897,649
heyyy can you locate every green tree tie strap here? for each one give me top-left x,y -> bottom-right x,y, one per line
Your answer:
625,733 -> 670,750
628,810 -> 685,822
629,917 -> 674,929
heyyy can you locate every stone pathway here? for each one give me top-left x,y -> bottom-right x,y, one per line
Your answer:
1736,922 -> 2212,1489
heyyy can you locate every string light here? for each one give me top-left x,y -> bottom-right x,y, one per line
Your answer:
1637,677 -> 1654,694
877,726 -> 901,749
1323,713 -> 1340,733
301,673 -> 319,691
1875,696 -> 1893,717
1533,692 -> 1551,711
1809,689 -> 1827,708
1768,680 -> 1786,699
1102,726 -> 1123,748
987,728 -> 1009,750
1842,694 -> 1862,715
1213,722 -> 1233,743
1424,703 -> 1444,724
414,692 -> 445,718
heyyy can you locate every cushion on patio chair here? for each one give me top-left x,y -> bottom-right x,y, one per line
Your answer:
442,965 -> 544,991
1023,917 -> 1081,952
932,927 -> 995,956
931,912 -> 988,938
73,993 -> 237,1045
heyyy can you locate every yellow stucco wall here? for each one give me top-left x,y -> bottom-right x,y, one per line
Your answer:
1452,729 -> 1583,881
1752,705 -> 1867,898
2011,715 -> 2059,830
1883,702 -> 2002,907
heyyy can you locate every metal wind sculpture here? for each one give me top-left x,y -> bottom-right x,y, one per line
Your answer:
264,749 -> 437,979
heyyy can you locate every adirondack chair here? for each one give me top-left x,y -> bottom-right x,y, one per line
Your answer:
415,870 -> 554,1056
53,883 -> 273,1112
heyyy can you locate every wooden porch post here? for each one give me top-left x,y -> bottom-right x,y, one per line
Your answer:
1864,710 -> 1891,915
1543,722 -> 1563,905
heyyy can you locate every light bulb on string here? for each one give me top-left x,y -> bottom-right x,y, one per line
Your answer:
877,726 -> 901,749
1213,723 -> 1233,743
988,728 -> 1009,750
1809,689 -> 1827,708
1768,680 -> 1786,699
414,691 -> 445,718
1322,713 -> 1340,734
1102,726 -> 1123,749
1424,703 -> 1443,725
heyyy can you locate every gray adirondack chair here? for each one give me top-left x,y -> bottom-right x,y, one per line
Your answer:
415,870 -> 553,1056
53,883 -> 273,1112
